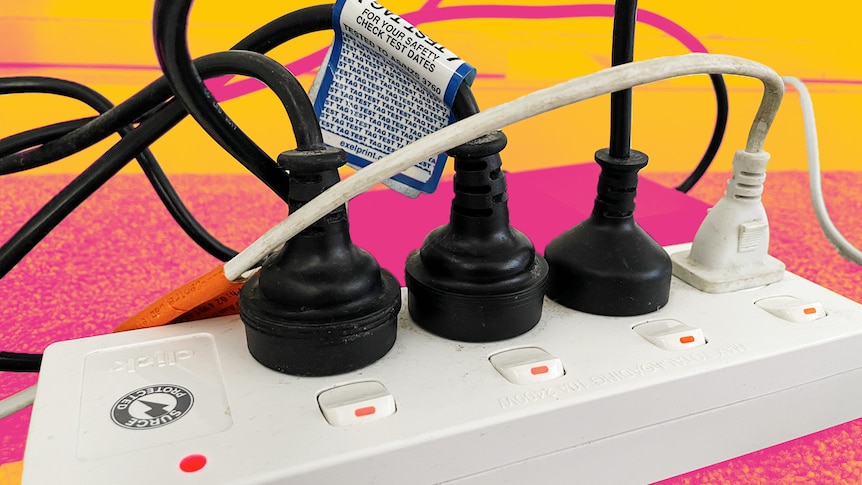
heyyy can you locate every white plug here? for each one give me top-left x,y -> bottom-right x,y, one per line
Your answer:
671,149 -> 785,293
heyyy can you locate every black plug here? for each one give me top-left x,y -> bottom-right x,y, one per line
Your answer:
239,147 -> 401,376
544,148 -> 671,316
405,131 -> 549,342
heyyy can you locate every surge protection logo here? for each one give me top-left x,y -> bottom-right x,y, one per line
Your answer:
110,384 -> 194,430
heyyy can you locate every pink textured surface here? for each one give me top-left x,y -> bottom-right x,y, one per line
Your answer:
2,169 -> 862,483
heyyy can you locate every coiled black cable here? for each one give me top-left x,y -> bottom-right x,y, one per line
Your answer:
154,0 -> 297,201
154,1 -> 724,191
0,77 -> 238,260
0,6 -> 335,179
0,78 -> 168,175
607,0 -> 728,190
0,5 -> 346,279
676,74 -> 729,193
0,118 -> 93,157
0,50 -> 324,279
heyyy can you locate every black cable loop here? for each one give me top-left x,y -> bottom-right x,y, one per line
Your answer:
0,50 -> 325,279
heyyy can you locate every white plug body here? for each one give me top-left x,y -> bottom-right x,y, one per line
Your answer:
671,150 -> 785,292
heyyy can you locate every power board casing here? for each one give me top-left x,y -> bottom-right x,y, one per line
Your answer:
22,245 -> 862,484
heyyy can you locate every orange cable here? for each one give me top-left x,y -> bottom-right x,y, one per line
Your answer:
113,266 -> 244,332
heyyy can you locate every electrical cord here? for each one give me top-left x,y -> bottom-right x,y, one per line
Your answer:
0,351 -> 42,372
606,2 -> 729,190
453,84 -> 482,119
0,118 -> 94,157
0,76 -> 113,109
783,76 -> 862,265
609,0 -> 637,158
0,76 -> 238,261
0,5 -> 333,173
113,6 -> 482,333
0,384 -> 36,420
0,78 -> 166,175
2,5 -> 350,346
223,53 -> 784,281
233,3 -> 481,123
0,50 -> 325,280
153,0 -> 297,202
676,74 -> 729,193
231,4 -> 334,52
233,2 -> 727,186
1,5 -> 335,181
152,0 -> 726,193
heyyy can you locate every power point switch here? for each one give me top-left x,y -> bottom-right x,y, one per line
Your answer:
317,381 -> 396,427
755,296 -> 826,322
489,347 -> 565,384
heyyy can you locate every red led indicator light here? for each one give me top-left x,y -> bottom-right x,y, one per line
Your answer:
179,454 -> 207,473
531,365 -> 549,375
803,307 -> 817,315
679,336 -> 695,344
355,406 -> 376,417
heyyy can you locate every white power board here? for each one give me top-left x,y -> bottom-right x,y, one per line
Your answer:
23,245 -> 862,484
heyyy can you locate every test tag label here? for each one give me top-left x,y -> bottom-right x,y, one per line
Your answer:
310,0 -> 476,197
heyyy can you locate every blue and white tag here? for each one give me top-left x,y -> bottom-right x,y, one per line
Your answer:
310,0 -> 476,197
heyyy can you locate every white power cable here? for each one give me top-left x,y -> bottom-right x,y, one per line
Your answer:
224,53 -> 784,281
783,76 -> 862,265
0,384 -> 36,419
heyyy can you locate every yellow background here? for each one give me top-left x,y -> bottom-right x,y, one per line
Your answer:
1,0 -> 861,176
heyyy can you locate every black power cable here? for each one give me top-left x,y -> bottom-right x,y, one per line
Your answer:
676,74 -> 729,193
153,0 -> 296,202
0,5 -> 335,177
0,5 -> 347,279
0,352 -> 42,373
163,2 -> 479,125
0,50 -> 324,280
231,4 -> 334,52
606,1 -> 728,191
1,79 -> 170,175
0,5 -> 342,371
0,118 -> 93,157
0,76 -> 238,261
609,0 -> 637,158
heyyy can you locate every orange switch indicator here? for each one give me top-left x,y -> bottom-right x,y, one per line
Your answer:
633,319 -> 706,351
755,296 -> 826,322
489,347 -> 565,385
531,365 -> 549,375
354,406 -> 376,417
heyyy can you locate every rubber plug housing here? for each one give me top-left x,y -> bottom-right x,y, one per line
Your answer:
545,148 -> 671,316
405,131 -> 549,342
239,147 -> 401,376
